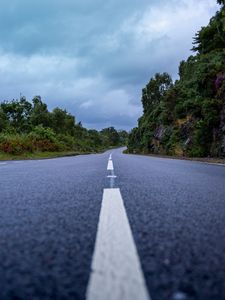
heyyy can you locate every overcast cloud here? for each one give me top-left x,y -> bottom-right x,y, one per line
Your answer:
0,0 -> 219,129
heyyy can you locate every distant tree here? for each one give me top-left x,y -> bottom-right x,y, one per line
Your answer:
0,107 -> 8,132
142,73 -> 173,114
88,129 -> 103,147
127,127 -> 141,152
100,127 -> 120,146
118,130 -> 129,144
0,95 -> 129,155
0,97 -> 32,132
51,107 -> 75,135
30,96 -> 51,127
73,122 -> 88,139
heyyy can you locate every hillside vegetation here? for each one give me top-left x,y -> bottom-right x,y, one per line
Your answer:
0,96 -> 128,158
128,0 -> 225,157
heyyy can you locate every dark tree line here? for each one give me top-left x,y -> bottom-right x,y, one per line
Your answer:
0,96 -> 128,155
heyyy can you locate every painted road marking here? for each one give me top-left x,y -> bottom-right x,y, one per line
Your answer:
109,154 -> 112,160
86,188 -> 150,300
107,156 -> 116,188
107,175 -> 117,178
0,163 -> 7,165
107,159 -> 114,171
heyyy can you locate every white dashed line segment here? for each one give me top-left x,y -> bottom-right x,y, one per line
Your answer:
86,188 -> 150,300
107,159 -> 114,171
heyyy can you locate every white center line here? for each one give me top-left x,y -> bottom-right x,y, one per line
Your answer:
107,159 -> 114,171
107,175 -> 117,178
0,162 -> 7,165
86,188 -> 150,300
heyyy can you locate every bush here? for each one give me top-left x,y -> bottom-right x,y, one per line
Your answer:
0,134 -> 33,154
28,125 -> 57,142
0,127 -> 66,154
56,134 -> 75,149
28,126 -> 65,152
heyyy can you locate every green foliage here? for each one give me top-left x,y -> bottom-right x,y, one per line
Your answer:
100,127 -> 120,146
127,127 -> 142,152
0,133 -> 33,154
30,96 -> 51,128
0,97 -> 127,156
29,125 -> 57,141
142,72 -> 173,114
0,108 -> 8,132
192,10 -> 225,54
118,130 -> 129,145
51,107 -> 75,135
1,97 -> 32,132
128,4 -> 225,157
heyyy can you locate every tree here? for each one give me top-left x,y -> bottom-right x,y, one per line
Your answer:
141,73 -> 173,114
0,108 -> 8,132
51,107 -> 75,135
30,96 -> 51,127
0,97 -> 32,132
118,130 -> 129,145
100,127 -> 120,146
88,129 -> 103,147
192,10 -> 225,54
127,128 -> 138,152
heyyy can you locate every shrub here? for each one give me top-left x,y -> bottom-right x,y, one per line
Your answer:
0,134 -> 33,154
28,125 -> 57,142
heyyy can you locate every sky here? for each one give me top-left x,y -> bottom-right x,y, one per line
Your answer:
0,0 -> 219,130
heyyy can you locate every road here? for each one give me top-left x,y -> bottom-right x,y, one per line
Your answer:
0,148 -> 225,300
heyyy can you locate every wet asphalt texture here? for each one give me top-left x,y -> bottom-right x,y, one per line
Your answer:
0,149 -> 225,300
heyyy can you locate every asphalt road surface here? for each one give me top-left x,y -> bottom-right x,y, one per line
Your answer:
0,148 -> 225,300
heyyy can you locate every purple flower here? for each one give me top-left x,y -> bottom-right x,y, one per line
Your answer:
215,75 -> 225,90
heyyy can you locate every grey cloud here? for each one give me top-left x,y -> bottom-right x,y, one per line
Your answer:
0,0 -> 219,129
0,0 -> 153,55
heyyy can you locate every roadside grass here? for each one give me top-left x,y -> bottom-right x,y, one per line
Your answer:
123,150 -> 225,165
0,151 -> 87,161
0,146 -> 119,161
